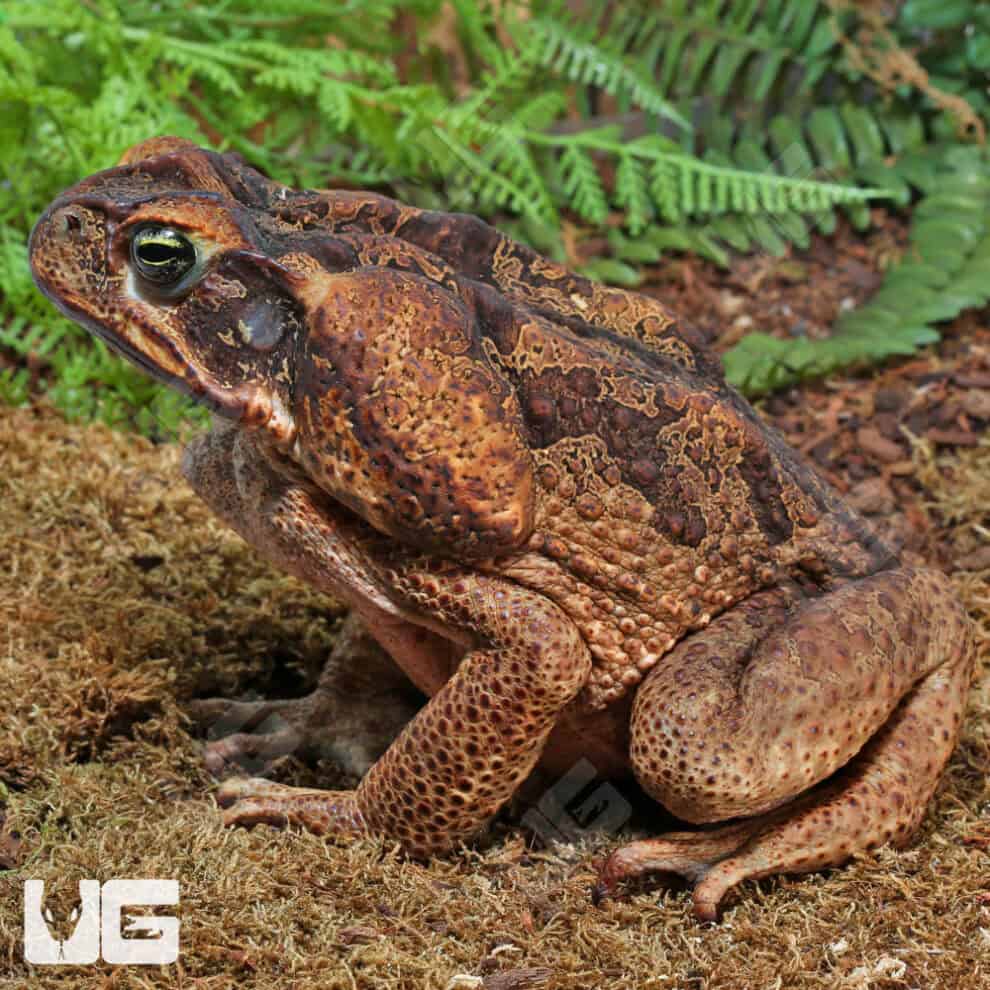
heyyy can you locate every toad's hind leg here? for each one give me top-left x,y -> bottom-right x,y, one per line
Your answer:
187,612 -> 425,778
597,568 -> 974,920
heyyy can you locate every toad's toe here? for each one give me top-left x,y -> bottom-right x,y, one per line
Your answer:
216,777 -> 367,836
203,727 -> 304,776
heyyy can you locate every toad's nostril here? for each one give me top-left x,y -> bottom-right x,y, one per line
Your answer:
60,210 -> 82,236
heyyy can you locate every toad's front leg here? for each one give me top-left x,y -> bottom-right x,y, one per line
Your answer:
183,423 -> 458,779
219,565 -> 592,854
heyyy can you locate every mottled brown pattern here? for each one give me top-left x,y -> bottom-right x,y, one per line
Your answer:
28,137 -> 977,919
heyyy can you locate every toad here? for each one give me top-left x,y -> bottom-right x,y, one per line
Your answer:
29,138 -> 975,919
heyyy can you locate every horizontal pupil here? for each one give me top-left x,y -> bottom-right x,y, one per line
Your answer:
140,242 -> 183,264
131,227 -> 196,290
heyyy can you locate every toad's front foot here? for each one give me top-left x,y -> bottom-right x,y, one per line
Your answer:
216,777 -> 367,836
188,696 -> 313,777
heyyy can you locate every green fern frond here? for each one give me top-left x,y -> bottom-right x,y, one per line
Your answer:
511,91 -> 569,131
451,7 -> 545,120
648,159 -> 682,223
609,0 -> 838,110
536,129 -> 884,235
423,123 -> 551,220
689,100 -> 966,256
475,128 -> 556,221
228,39 -> 396,85
529,12 -> 689,130
559,145 -> 608,225
449,0 -> 504,69
724,147 -> 990,395
317,83 -> 354,131
130,32 -> 244,96
614,154 -> 652,234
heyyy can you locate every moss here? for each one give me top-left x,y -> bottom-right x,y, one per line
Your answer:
0,397 -> 986,989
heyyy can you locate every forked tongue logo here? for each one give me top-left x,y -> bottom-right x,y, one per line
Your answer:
23,880 -> 101,965
23,879 -> 179,966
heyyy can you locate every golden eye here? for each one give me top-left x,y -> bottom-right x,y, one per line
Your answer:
130,225 -> 197,286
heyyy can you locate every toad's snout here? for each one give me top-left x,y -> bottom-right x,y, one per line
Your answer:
29,201 -> 112,323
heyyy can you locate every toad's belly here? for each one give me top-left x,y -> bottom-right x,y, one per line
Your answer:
540,695 -> 634,780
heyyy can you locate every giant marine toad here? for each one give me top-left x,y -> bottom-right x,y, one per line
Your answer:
29,138 -> 975,919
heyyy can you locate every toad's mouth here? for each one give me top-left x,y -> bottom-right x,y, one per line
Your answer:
79,309 -> 218,411
94,320 -> 179,385
29,259 -> 212,413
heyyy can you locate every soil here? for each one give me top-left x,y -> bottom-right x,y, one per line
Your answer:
0,214 -> 987,989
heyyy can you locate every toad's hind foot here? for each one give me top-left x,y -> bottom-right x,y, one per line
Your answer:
603,566 -> 975,920
592,818 -> 767,917
216,777 -> 367,836
186,613 -> 423,778
595,632 -> 973,920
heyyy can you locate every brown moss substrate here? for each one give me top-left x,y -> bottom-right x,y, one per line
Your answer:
0,345 -> 987,987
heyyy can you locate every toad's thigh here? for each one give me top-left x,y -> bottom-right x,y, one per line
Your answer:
630,569 -> 970,823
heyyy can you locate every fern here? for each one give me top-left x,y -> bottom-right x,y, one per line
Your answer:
614,154 -> 652,234
560,145 -> 608,225
663,96 -> 974,260
529,11 -> 689,129
607,0 -> 840,110
0,0 -> 988,431
533,129 -> 883,234
724,145 -> 990,395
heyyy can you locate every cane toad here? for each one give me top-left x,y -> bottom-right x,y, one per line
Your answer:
29,138 -> 975,919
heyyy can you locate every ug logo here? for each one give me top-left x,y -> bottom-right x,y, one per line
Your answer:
23,879 -> 179,966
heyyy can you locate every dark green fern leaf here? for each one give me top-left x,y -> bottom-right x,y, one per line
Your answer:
725,147 -> 990,395
612,0 -> 839,111
529,10 -> 689,129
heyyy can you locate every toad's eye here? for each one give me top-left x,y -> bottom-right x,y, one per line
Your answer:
130,225 -> 198,286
